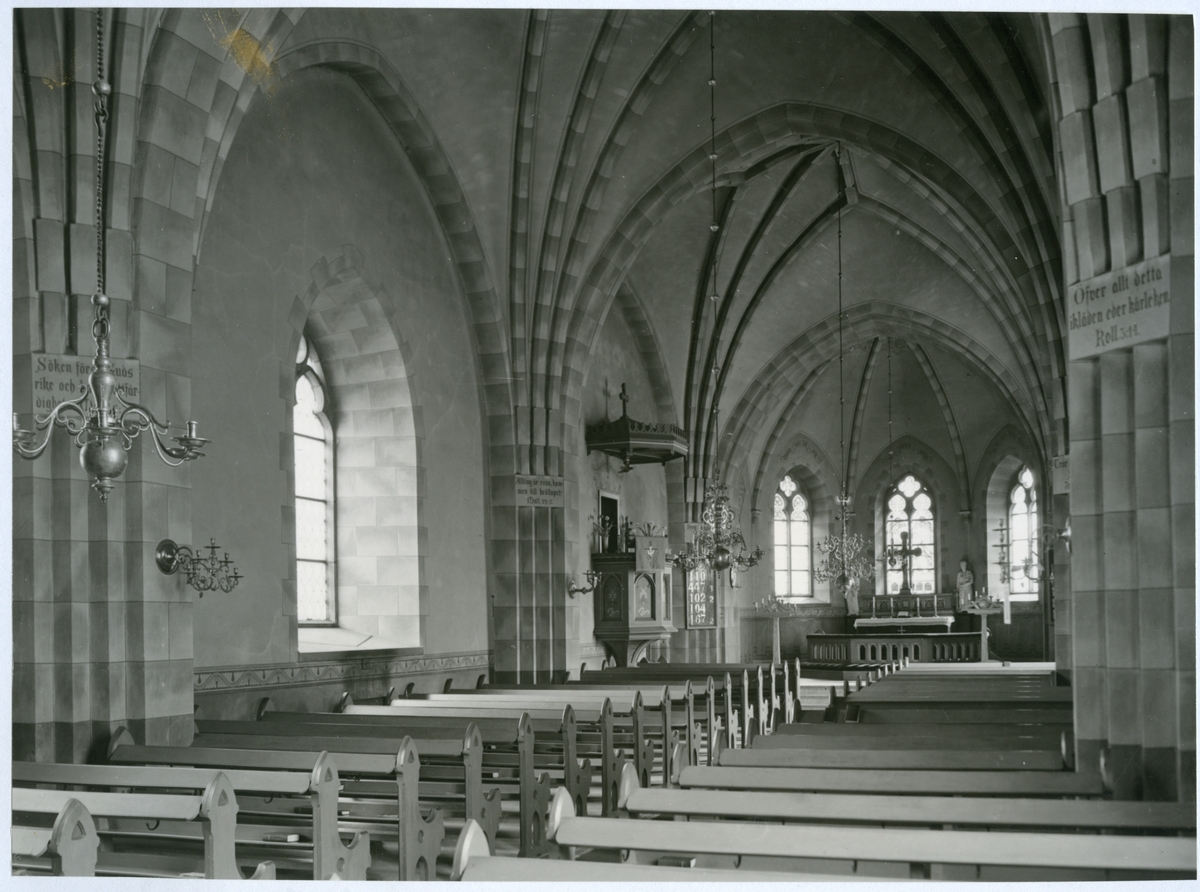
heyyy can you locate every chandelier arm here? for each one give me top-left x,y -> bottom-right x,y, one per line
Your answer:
14,395 -> 93,459
116,405 -> 193,466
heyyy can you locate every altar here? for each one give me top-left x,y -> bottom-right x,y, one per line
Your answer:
855,615 -> 954,632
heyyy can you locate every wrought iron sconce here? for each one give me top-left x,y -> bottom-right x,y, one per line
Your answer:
568,570 -> 602,598
155,538 -> 242,596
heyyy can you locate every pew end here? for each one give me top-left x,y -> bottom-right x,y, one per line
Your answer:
616,760 -> 641,813
547,786 -> 575,842
450,818 -> 491,881
246,861 -> 277,880
12,794 -> 99,877
106,726 -> 137,761
669,740 -> 688,787
306,751 -> 372,881
395,737 -> 448,881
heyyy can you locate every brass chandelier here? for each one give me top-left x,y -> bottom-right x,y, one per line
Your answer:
669,453 -> 764,575
812,146 -> 873,593
668,12 -> 762,579
13,10 -> 208,499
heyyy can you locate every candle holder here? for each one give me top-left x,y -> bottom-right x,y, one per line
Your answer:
568,569 -> 602,598
155,538 -> 242,596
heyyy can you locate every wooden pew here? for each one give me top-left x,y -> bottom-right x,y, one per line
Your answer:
342,693 -> 641,810
581,664 -> 777,741
450,812 -> 900,882
244,710 -> 552,858
20,745 -> 369,881
447,683 -> 705,771
361,697 -> 624,817
620,784 -> 1196,835
12,794 -> 99,877
550,813 -> 1195,880
845,703 -> 1074,725
719,742 -> 1067,771
181,715 -> 487,859
12,768 -> 272,879
409,687 -> 683,786
679,764 -> 1109,797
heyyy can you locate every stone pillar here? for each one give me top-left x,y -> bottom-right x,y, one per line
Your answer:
491,472 -> 566,684
1053,13 -> 1193,799
13,9 -> 195,762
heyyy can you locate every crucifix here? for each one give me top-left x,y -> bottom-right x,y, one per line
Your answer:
618,382 -> 630,417
885,530 -> 922,598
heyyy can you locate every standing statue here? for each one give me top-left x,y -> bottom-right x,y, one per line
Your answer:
841,576 -> 860,616
956,559 -> 975,610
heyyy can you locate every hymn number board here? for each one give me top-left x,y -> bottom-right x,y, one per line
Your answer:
686,563 -> 717,629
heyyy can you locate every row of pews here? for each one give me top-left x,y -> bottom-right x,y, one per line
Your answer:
13,658 -> 1196,880
8,659 -> 857,878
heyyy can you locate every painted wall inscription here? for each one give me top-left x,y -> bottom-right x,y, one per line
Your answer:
1068,254 -> 1170,359
30,353 -> 140,413
514,474 -> 564,508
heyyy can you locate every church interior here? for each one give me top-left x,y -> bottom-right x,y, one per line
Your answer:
10,7 -> 1196,881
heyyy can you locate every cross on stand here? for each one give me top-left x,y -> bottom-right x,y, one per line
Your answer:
885,530 -> 922,598
618,383 -> 630,417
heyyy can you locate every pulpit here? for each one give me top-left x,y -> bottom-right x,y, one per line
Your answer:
592,536 -> 676,666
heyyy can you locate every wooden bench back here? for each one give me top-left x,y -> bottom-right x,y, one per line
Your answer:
679,764 -> 1108,797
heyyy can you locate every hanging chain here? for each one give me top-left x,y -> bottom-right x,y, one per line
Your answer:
92,8 -> 112,350
836,143 -> 845,505
708,11 -> 719,302
887,336 -> 893,475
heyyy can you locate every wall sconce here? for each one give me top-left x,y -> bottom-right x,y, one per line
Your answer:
155,538 -> 242,596
568,570 -> 602,598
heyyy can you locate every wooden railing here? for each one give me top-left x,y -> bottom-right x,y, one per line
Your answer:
808,632 -> 983,663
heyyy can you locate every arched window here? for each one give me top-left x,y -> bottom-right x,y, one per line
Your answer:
294,334 -> 336,624
884,474 -> 936,595
1008,466 -> 1038,601
773,475 -> 811,599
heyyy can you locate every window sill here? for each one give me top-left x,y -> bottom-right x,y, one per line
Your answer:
297,625 -> 423,659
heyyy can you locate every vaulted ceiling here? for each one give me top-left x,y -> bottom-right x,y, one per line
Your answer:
274,9 -> 1063,489
181,9 -> 1068,493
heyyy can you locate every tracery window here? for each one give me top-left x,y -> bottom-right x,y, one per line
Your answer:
884,474 -> 936,595
294,334 -> 336,624
1008,466 -> 1039,601
773,475 -> 811,599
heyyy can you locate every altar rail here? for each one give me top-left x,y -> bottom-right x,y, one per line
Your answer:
808,632 -> 983,664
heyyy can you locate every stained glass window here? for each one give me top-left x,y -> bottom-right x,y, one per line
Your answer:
773,475 -> 811,599
884,474 -> 936,595
295,334 -> 335,623
1008,466 -> 1038,601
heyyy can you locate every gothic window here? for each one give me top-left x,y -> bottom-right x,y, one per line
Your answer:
884,474 -> 936,595
773,475 -> 811,599
1008,466 -> 1039,601
294,334 -> 336,624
